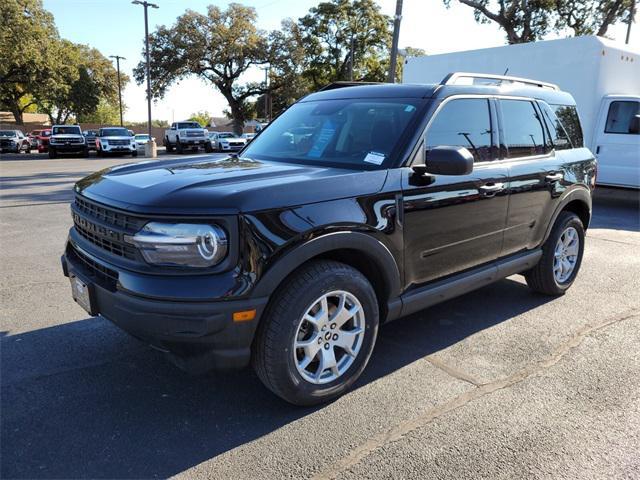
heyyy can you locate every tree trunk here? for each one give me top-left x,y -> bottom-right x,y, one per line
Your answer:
10,106 -> 24,125
228,100 -> 245,136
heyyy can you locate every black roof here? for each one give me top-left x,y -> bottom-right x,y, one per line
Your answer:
302,82 -> 576,106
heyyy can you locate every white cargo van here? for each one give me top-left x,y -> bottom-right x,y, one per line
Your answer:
403,36 -> 640,188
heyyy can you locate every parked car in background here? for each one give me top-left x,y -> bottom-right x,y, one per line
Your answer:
96,127 -> 137,157
403,36 -> 640,188
28,130 -> 42,148
241,133 -> 256,143
164,121 -> 213,153
60,76 -> 596,405
210,131 -> 247,152
0,130 -> 31,153
49,125 -> 87,158
134,133 -> 154,149
83,130 -> 99,151
36,129 -> 52,153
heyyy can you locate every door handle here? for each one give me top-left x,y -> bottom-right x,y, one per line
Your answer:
596,145 -> 601,154
479,182 -> 505,196
545,173 -> 564,182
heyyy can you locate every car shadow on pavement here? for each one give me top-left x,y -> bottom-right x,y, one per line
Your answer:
591,187 -> 640,232
1,277 -> 553,479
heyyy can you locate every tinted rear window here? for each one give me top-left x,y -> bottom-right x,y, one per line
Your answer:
551,105 -> 583,147
500,100 -> 547,158
539,102 -> 572,150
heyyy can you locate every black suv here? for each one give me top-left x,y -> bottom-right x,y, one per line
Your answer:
61,73 -> 596,405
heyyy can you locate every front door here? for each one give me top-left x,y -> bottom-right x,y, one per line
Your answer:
593,97 -> 640,188
402,97 -> 509,288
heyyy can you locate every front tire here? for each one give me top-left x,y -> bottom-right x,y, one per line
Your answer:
252,260 -> 379,406
165,138 -> 174,153
176,139 -> 184,154
48,148 -> 57,159
525,211 -> 585,296
132,150 -> 138,157
204,142 -> 213,153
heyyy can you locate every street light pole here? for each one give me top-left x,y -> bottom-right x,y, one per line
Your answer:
387,0 -> 403,83
109,55 -> 126,126
132,0 -> 158,139
626,0 -> 636,44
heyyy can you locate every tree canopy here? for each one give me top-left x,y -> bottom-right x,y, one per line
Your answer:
445,0 -> 635,43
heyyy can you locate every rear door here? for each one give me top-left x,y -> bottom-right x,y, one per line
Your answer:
498,98 -> 565,256
593,97 -> 640,188
402,96 -> 509,287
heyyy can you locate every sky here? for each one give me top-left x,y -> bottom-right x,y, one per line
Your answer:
42,0 -> 639,123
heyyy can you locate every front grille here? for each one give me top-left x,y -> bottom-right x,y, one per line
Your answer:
108,139 -> 130,146
186,131 -> 203,137
67,243 -> 118,292
72,195 -> 144,260
52,137 -> 83,144
229,142 -> 244,147
0,139 -> 14,147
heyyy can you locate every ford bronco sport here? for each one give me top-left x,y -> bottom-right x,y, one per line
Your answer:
62,73 -> 596,405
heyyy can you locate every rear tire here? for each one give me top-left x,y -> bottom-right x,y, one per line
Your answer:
165,138 -> 174,152
204,142 -> 213,153
132,150 -> 138,157
525,211 -> 585,296
252,260 -> 379,406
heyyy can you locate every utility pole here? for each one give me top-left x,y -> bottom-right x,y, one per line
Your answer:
109,55 -> 126,126
626,0 -> 636,44
349,34 -> 354,81
132,0 -> 158,139
387,0 -> 403,83
262,66 -> 270,122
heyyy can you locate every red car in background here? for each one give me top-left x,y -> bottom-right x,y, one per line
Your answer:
36,129 -> 52,153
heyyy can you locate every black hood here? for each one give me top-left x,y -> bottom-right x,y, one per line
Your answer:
75,156 -> 388,215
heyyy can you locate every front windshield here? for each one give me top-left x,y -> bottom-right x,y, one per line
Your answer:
218,133 -> 234,139
177,122 -> 201,129
52,126 -> 81,135
0,130 -> 16,137
101,128 -> 130,136
135,134 -> 149,139
242,98 -> 422,169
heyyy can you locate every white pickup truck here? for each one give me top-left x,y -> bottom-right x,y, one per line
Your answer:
163,121 -> 213,154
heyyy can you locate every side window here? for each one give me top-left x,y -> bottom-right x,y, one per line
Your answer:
500,100 -> 547,158
425,98 -> 493,162
604,101 -> 640,135
539,102 -> 572,150
551,105 -> 583,147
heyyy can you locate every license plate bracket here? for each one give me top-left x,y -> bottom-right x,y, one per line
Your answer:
69,274 -> 97,316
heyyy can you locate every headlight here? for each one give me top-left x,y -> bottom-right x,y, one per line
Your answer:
128,222 -> 227,267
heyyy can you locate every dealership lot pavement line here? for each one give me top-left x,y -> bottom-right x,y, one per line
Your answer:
312,309 -> 639,480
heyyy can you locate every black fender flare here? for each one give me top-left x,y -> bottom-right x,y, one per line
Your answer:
543,187 -> 592,242
251,231 -> 402,301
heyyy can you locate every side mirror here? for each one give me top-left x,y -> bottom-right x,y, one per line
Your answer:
629,114 -> 640,134
413,146 -> 474,176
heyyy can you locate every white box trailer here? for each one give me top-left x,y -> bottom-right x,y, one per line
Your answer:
403,36 -> 640,188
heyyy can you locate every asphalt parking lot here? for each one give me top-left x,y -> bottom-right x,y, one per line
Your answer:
1,154 -> 639,479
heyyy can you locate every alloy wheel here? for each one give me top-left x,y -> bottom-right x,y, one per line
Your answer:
293,290 -> 365,385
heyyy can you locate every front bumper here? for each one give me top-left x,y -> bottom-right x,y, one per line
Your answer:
61,241 -> 268,369
101,144 -> 136,153
181,138 -> 209,146
219,144 -> 244,151
50,143 -> 86,153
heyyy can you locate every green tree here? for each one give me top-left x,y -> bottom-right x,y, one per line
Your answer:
134,3 -> 276,134
77,98 -> 123,125
37,41 -> 129,124
554,0 -> 635,36
297,0 -> 393,89
188,110 -> 212,126
444,0 -> 635,43
0,0 -> 58,123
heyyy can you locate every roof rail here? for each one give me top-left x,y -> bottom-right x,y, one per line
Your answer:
319,81 -> 382,91
441,72 -> 559,91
